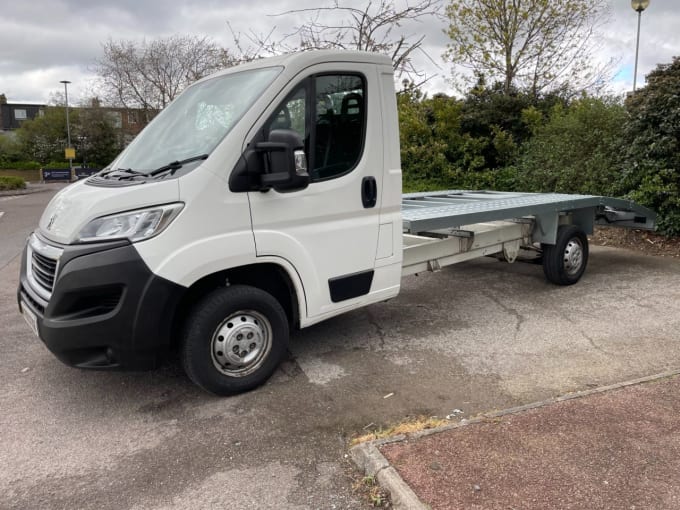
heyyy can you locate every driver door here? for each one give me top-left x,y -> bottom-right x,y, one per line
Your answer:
247,66 -> 382,321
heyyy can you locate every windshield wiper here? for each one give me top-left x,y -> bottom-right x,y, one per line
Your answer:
101,167 -> 146,178
102,168 -> 146,180
148,154 -> 209,177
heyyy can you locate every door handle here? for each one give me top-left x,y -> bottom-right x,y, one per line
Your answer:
361,176 -> 377,208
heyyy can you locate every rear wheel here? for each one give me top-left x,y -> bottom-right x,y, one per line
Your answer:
181,285 -> 289,395
542,225 -> 589,285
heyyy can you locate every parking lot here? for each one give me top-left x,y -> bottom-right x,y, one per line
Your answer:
2,188 -> 679,509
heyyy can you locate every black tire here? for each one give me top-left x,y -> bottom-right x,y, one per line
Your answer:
181,285 -> 289,396
542,225 -> 589,285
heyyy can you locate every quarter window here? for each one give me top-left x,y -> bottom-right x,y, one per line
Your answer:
266,86 -> 307,140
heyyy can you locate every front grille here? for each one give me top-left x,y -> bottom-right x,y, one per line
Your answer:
31,251 -> 57,293
20,285 -> 46,314
26,234 -> 64,301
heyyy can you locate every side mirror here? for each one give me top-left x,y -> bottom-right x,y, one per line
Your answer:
257,129 -> 310,191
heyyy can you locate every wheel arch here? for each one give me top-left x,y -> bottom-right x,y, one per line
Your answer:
171,260 -> 305,347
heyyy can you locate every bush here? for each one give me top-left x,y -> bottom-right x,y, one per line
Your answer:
398,87 -> 459,192
622,57 -> 680,236
517,98 -> 627,196
0,161 -> 41,170
0,176 -> 26,191
44,161 -> 72,169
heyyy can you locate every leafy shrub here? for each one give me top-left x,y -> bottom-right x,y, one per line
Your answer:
0,176 -> 26,191
0,161 -> 41,170
44,161 -> 72,169
517,98 -> 627,196
622,57 -> 680,235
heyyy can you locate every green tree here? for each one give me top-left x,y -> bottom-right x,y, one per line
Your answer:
444,0 -> 610,96
15,107 -> 79,164
78,108 -> 123,167
623,57 -> 680,235
517,97 -> 627,196
0,133 -> 24,165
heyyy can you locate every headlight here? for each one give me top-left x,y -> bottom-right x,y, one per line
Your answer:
76,203 -> 184,243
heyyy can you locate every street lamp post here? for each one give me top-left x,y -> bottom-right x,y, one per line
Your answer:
59,80 -> 72,170
631,0 -> 650,92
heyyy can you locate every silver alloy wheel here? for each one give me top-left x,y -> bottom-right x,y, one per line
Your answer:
211,310 -> 272,377
563,237 -> 584,276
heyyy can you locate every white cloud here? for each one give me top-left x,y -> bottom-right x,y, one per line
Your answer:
0,0 -> 678,103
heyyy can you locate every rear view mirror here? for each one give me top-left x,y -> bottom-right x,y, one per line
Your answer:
257,129 -> 310,191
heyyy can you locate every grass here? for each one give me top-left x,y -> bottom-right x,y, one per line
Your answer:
0,175 -> 26,191
350,475 -> 389,508
351,415 -> 449,446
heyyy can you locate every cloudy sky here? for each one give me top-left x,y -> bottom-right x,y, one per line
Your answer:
1,0 -> 678,104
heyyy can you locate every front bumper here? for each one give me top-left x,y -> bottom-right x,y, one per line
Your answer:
18,233 -> 185,370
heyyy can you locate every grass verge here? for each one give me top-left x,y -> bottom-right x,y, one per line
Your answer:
0,176 -> 26,191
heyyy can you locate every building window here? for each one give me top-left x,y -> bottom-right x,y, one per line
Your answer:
107,111 -> 122,129
38,109 -> 45,117
127,111 -> 137,124
14,109 -> 27,120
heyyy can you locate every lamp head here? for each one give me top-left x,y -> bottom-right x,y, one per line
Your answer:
631,0 -> 650,12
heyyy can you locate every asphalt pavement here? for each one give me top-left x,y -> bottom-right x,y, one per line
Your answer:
1,186 -> 679,509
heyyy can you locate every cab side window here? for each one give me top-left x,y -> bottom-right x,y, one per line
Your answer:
312,74 -> 365,181
262,73 -> 366,183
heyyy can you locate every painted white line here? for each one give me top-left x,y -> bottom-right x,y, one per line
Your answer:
0,195 -> 22,202
0,211 -> 4,220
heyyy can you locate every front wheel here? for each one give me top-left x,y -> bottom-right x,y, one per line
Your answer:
181,285 -> 289,396
542,225 -> 589,285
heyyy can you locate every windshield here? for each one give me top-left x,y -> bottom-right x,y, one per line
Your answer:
113,66 -> 282,173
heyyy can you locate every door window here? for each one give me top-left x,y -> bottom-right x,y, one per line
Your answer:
312,74 -> 365,181
262,73 -> 366,183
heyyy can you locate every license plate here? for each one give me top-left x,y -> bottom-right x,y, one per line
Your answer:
20,300 -> 39,338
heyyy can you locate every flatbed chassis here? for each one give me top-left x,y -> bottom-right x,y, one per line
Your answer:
401,190 -> 656,278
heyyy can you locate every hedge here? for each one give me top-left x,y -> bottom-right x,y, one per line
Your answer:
0,176 -> 26,191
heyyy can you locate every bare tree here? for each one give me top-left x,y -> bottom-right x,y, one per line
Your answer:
94,35 -> 233,117
444,0 -> 613,96
229,0 -> 443,83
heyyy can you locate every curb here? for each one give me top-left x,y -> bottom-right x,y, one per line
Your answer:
350,438 -> 429,510
349,368 -> 680,510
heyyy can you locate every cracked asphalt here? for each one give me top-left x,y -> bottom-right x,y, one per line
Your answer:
2,187 -> 679,509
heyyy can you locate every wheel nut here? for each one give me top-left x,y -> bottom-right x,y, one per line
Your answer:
247,332 -> 253,339
232,346 -> 239,354
237,334 -> 243,340
240,351 -> 247,358
250,343 -> 256,350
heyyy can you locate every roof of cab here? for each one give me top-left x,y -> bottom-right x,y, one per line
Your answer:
195,50 -> 393,84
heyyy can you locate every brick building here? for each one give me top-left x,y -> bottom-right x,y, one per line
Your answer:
0,94 -> 153,141
0,94 -> 45,131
